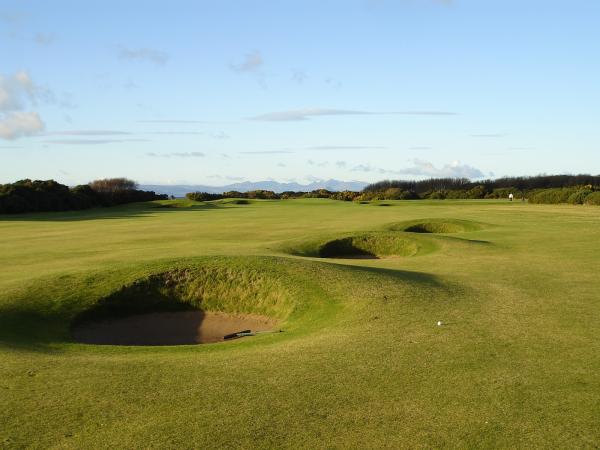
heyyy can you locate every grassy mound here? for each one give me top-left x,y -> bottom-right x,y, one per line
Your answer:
386,218 -> 485,234
74,266 -> 292,327
216,198 -> 252,205
0,256 -> 336,347
282,232 -> 438,259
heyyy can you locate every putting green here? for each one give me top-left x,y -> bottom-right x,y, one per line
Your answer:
1,198 -> 599,448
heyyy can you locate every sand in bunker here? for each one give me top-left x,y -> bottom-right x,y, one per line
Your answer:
73,311 -> 278,346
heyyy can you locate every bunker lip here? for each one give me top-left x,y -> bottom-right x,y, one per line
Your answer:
72,311 -> 279,346
386,218 -> 485,234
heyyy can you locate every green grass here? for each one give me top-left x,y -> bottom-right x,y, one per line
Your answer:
1,198 -> 600,448
386,217 -> 487,233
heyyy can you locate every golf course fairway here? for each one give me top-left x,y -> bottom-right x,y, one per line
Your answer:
1,198 -> 599,448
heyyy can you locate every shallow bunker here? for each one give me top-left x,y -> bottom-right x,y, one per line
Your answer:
387,218 -> 485,234
312,232 -> 436,259
72,267 -> 289,346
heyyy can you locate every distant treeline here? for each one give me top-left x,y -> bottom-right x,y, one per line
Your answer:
0,178 -> 167,214
364,174 -> 600,194
187,174 -> 600,205
361,174 -> 600,204
185,189 -> 358,201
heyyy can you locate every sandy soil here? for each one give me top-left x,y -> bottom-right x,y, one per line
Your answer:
72,311 -> 279,346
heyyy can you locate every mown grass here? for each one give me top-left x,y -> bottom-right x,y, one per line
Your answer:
1,198 -> 600,448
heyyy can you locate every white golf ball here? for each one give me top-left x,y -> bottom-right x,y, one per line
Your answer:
437,321 -> 442,326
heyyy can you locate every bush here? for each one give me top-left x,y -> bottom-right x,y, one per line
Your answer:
382,188 -> 404,200
465,185 -> 490,199
186,192 -> 223,201
427,190 -> 447,200
330,191 -> 360,201
584,192 -> 600,205
527,187 -> 598,204
246,190 -> 279,200
567,189 -> 593,204
445,190 -> 469,199
485,188 -> 517,199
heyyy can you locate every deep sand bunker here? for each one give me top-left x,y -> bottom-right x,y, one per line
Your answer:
71,266 -> 291,346
73,311 -> 278,345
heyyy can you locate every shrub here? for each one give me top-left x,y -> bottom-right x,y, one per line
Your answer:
330,191 -> 360,201
445,190 -> 469,199
465,185 -> 490,199
567,189 -> 593,205
246,190 -> 279,199
529,188 -> 577,204
222,191 -> 246,198
186,192 -> 223,201
428,190 -> 447,200
485,188 -> 517,199
382,188 -> 404,200
584,192 -> 600,205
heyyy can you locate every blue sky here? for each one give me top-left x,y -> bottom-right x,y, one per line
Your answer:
1,0 -> 599,186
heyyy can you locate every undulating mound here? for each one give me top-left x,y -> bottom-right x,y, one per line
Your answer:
217,198 -> 252,205
282,232 -> 438,259
0,256 -> 338,348
71,265 -> 291,346
386,218 -> 485,234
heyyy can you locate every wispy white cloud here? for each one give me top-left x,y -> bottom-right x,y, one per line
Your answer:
0,11 -> 27,24
230,51 -> 263,73
0,71 -> 47,139
147,151 -> 205,158
346,159 -> 484,179
471,133 -> 506,138
119,47 -> 169,65
138,119 -> 205,124
308,145 -> 387,150
397,159 -> 484,178
291,69 -> 308,84
324,77 -> 342,89
0,112 -> 44,139
43,130 -> 131,136
34,32 -> 55,45
307,160 -> 329,167
351,164 -> 388,174
1,71 -> 36,111
147,131 -> 229,139
147,131 -> 206,135
366,0 -> 454,8
44,138 -> 149,145
240,150 -> 294,154
249,108 -> 456,121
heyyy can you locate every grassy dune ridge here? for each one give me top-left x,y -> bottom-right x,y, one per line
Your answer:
1,198 -> 600,448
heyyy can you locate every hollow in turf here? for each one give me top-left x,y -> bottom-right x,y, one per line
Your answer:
72,311 -> 278,345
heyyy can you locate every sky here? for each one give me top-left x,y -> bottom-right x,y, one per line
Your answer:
1,0 -> 599,186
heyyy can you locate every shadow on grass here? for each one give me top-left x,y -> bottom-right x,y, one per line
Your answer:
0,307 -> 70,353
0,201 -> 226,222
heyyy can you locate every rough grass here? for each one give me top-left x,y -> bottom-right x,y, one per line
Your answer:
73,265 -> 294,327
1,198 -> 600,448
